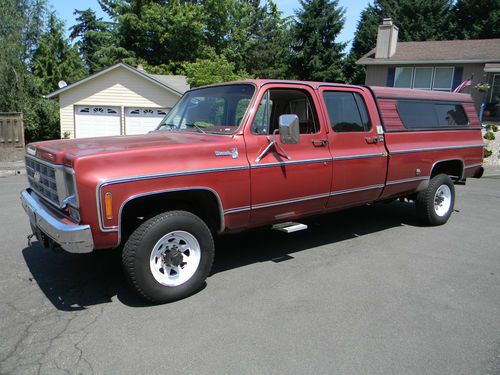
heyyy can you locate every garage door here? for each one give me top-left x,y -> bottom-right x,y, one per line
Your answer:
125,108 -> 169,135
75,106 -> 121,138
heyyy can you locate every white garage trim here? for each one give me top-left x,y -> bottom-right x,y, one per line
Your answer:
75,105 -> 121,138
125,107 -> 170,135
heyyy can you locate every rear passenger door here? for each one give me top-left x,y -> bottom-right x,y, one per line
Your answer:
319,87 -> 388,209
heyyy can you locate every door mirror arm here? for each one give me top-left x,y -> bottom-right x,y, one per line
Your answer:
255,131 -> 291,162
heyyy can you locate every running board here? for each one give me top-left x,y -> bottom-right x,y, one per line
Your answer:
272,222 -> 308,233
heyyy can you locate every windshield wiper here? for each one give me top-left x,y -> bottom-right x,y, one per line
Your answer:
185,123 -> 207,134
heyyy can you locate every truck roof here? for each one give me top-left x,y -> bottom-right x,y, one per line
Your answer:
199,80 -> 474,103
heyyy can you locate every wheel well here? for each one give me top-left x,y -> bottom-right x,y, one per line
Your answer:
431,160 -> 464,180
119,189 -> 223,244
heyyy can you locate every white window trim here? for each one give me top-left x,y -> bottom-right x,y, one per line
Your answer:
394,67 -> 414,88
432,66 -> 455,91
413,67 -> 434,90
393,66 -> 455,92
490,74 -> 500,102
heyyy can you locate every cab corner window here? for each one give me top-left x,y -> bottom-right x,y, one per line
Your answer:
251,89 -> 319,135
323,91 -> 371,133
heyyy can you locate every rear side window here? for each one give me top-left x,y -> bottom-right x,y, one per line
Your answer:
323,91 -> 371,132
397,101 -> 469,129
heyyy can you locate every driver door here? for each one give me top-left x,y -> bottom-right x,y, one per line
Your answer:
244,84 -> 332,226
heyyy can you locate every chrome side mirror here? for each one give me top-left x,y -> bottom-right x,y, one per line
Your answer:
279,114 -> 300,144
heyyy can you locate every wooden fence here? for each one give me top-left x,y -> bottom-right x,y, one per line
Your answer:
0,112 -> 25,148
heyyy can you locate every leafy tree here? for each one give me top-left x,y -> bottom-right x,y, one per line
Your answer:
70,9 -> 114,73
453,0 -> 500,39
291,0 -> 346,82
99,0 -> 207,68
183,53 -> 251,87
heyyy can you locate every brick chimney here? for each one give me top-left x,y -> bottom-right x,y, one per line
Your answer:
375,18 -> 399,59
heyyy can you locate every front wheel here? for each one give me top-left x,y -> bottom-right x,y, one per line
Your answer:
416,173 -> 455,226
122,210 -> 214,303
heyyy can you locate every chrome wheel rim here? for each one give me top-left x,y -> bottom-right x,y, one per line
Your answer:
434,184 -> 452,217
150,231 -> 201,287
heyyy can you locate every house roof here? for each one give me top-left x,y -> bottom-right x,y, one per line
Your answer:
357,38 -> 500,65
46,62 -> 190,98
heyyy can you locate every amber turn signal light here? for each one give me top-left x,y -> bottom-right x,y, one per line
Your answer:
105,192 -> 113,219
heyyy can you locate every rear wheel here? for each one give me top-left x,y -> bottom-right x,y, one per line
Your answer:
416,174 -> 455,226
122,210 -> 214,303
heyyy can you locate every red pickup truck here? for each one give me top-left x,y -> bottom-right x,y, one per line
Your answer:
21,80 -> 484,303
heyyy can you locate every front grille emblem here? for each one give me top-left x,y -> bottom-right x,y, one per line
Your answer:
33,171 -> 41,183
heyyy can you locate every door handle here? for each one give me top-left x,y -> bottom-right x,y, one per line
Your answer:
312,139 -> 328,147
365,136 -> 378,144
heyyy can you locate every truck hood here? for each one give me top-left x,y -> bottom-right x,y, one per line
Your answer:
29,132 -> 236,166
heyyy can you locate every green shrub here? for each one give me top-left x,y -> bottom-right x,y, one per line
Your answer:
486,124 -> 499,132
484,131 -> 496,141
484,148 -> 493,158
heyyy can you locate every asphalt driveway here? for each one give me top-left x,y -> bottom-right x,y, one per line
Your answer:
1,174 -> 500,374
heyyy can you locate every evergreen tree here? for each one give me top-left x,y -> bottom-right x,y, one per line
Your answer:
344,0 -> 455,84
32,13 -> 87,93
243,0 -> 291,79
70,9 -> 114,73
453,0 -> 500,39
291,0 -> 346,82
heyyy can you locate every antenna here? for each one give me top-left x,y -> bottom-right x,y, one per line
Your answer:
58,80 -> 67,89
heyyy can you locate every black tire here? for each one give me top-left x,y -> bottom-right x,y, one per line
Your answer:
416,173 -> 455,226
122,210 -> 214,303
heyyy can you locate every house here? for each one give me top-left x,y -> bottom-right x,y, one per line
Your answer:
357,19 -> 500,120
46,63 -> 190,139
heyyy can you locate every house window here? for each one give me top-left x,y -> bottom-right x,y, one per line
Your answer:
413,67 -> 433,89
433,67 -> 454,91
393,67 -> 455,91
394,67 -> 413,88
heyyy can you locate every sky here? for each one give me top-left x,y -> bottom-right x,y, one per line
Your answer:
48,0 -> 371,51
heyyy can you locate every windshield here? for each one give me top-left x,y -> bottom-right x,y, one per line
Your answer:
156,84 -> 255,134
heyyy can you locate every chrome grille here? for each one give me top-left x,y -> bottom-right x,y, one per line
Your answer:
25,156 -> 59,205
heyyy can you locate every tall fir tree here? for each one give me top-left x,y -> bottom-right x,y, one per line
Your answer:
32,13 -> 87,94
453,0 -> 500,39
242,0 -> 291,79
344,0 -> 454,84
70,9 -> 114,73
291,0 -> 346,82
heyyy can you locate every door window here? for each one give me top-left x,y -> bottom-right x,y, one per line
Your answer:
251,89 -> 318,135
323,91 -> 371,132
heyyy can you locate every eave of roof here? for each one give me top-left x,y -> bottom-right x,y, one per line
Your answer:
357,58 -> 500,65
357,38 -> 500,66
45,62 -> 184,98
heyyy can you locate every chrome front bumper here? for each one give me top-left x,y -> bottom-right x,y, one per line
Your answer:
21,189 -> 94,253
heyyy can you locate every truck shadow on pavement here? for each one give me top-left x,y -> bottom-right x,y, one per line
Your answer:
22,201 -> 426,310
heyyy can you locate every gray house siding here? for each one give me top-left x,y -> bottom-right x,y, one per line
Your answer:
365,65 -> 388,86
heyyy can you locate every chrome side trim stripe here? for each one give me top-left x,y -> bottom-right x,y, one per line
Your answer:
391,144 -> 484,155
251,154 -> 386,169
385,176 -> 430,186
251,157 -> 332,169
329,184 -> 385,196
224,184 -> 386,214
332,153 -> 385,161
224,206 -> 251,214
464,163 -> 483,169
252,192 -> 331,210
